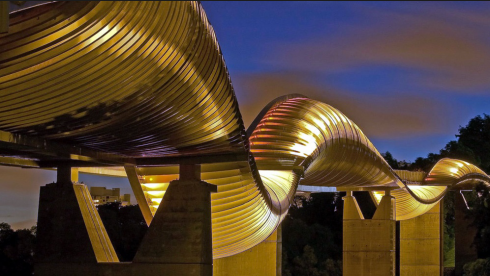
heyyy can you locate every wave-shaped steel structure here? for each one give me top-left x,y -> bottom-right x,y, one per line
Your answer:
1,1 -> 247,157
1,1 -> 490,259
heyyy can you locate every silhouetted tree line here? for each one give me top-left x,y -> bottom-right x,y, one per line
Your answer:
382,114 -> 490,173
0,223 -> 36,276
0,203 -> 147,276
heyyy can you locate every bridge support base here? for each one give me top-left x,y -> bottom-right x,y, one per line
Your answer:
399,202 -> 443,276
343,191 -> 396,276
132,177 -> 216,276
35,177 -> 118,275
214,226 -> 282,276
35,164 -> 216,276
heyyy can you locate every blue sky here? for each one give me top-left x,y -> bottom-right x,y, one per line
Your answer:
2,1 -> 490,228
201,1 -> 490,161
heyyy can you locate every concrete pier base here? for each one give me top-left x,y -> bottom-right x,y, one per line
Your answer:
343,192 -> 396,276
214,226 -> 282,276
35,164 -> 216,276
133,178 -> 216,276
35,181 -> 118,276
399,202 -> 442,276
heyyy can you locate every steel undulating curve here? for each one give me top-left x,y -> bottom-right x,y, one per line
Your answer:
2,1 -> 490,259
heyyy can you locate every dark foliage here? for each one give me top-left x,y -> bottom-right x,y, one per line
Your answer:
381,151 -> 411,170
0,223 -> 36,276
463,258 -> 490,276
0,203 -> 147,275
282,193 -> 344,276
463,185 -> 490,276
97,203 -> 148,261
382,151 -> 399,169
443,192 -> 455,263
457,114 -> 490,173
466,184 -> 490,259
410,114 -> 490,174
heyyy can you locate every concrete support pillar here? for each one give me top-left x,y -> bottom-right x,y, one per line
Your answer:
343,191 -> 396,276
133,164 -> 216,276
35,180 -> 118,275
455,192 -> 478,275
36,163 -> 218,276
57,166 -> 78,184
399,202 -> 442,276
214,225 -> 282,276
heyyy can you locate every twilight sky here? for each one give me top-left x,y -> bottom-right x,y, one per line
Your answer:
2,1 -> 490,229
202,1 -> 490,160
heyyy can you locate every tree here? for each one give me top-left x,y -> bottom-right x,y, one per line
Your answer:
97,203 -> 148,261
409,114 -> 490,174
443,192 -> 455,266
290,245 -> 320,276
0,223 -> 36,276
381,151 -> 412,170
282,193 -> 344,276
468,183 -> 490,259
411,153 -> 442,172
457,183 -> 490,274
464,258 -> 490,276
456,114 -> 490,173
321,258 -> 342,276
382,151 -> 399,169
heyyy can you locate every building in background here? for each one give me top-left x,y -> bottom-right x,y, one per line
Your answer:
89,187 -> 131,206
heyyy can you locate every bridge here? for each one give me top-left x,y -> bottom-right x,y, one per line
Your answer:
1,1 -> 489,275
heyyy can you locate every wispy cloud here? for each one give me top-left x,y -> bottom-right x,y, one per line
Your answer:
269,3 -> 490,92
234,72 -> 455,138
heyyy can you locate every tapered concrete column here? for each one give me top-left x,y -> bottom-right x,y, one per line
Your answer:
214,226 -> 282,276
133,164 -> 216,276
400,202 -> 442,276
343,191 -> 396,276
35,171 -> 118,276
56,166 -> 79,184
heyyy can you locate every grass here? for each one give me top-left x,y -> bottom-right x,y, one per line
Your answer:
444,246 -> 455,267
